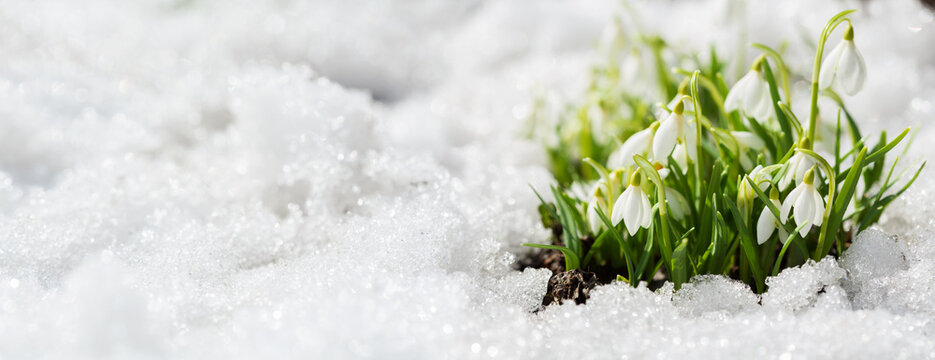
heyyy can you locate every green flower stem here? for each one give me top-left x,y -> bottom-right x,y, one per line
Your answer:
690,71 -> 704,200
797,149 -> 837,260
806,10 -> 856,147
752,43 -> 792,104
673,68 -> 727,117
634,155 -> 673,277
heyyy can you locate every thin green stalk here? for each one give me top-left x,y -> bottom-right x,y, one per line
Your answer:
797,149 -> 837,260
806,10 -> 856,146
752,43 -> 792,104
634,155 -> 674,277
690,71 -> 704,200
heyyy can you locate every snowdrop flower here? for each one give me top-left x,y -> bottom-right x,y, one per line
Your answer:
724,58 -> 773,122
654,162 -> 670,179
612,171 -> 653,236
732,131 -> 766,170
737,165 -> 769,210
819,24 -> 866,96
778,152 -> 817,190
778,140 -> 817,190
781,168 -> 825,237
652,98 -> 697,165
756,187 -> 789,244
671,142 -> 690,173
654,95 -> 694,122
607,123 -> 657,169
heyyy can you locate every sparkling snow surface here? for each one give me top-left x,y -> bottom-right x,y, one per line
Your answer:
1,0 -> 934,358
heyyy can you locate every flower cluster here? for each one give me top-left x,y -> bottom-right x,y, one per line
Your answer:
525,10 -> 922,292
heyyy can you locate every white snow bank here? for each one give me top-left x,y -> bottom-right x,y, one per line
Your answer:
0,0 -> 934,359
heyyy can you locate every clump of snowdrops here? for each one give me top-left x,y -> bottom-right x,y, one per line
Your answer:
525,10 -> 923,292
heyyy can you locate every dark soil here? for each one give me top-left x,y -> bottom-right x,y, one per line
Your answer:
541,269 -> 597,306
516,248 -> 565,275
515,244 -> 624,307
517,220 -> 857,307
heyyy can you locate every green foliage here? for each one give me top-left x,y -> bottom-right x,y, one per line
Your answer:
522,10 -> 923,292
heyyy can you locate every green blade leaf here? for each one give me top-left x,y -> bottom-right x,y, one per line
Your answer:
522,244 -> 580,270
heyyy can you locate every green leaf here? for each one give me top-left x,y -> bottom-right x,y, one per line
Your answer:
634,155 -> 674,272
594,207 -> 636,281
522,244 -> 581,270
836,128 -> 910,182
760,59 -> 794,150
671,238 -> 691,289
823,147 -> 866,256
771,223 -> 811,276
858,161 -> 925,231
550,186 -> 584,260
723,196 -> 765,293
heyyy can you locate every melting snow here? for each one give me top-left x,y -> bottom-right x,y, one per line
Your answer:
0,0 -> 934,358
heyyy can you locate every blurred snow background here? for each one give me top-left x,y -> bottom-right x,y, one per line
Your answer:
0,0 -> 933,358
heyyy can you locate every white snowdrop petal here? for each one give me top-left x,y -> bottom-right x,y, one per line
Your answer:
779,156 -> 800,190
753,88 -> 774,121
779,169 -> 793,190
673,144 -> 688,172
640,190 -> 653,229
794,190 -> 814,236
742,74 -> 767,117
653,116 -> 679,160
623,127 -> 654,155
684,121 -> 698,161
795,156 -> 815,184
839,41 -> 867,95
623,188 -> 643,235
607,149 -> 626,169
724,84 -> 744,112
756,208 -> 776,245
781,186 -> 802,220
819,41 -> 846,89
724,71 -> 754,112
611,192 -> 628,225
811,189 -> 826,226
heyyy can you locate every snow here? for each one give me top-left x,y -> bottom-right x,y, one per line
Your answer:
0,0 -> 934,358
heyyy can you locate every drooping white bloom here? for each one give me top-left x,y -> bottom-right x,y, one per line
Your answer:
756,188 -> 785,245
732,131 -> 767,170
780,168 -> 825,237
724,63 -> 772,122
819,25 -> 866,96
738,165 -> 769,208
779,151 -> 817,190
654,96 -> 694,121
611,173 -> 653,236
671,142 -> 690,173
652,100 -> 697,165
607,125 -> 655,169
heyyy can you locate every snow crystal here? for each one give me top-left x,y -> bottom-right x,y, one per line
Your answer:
1,0 -> 935,359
